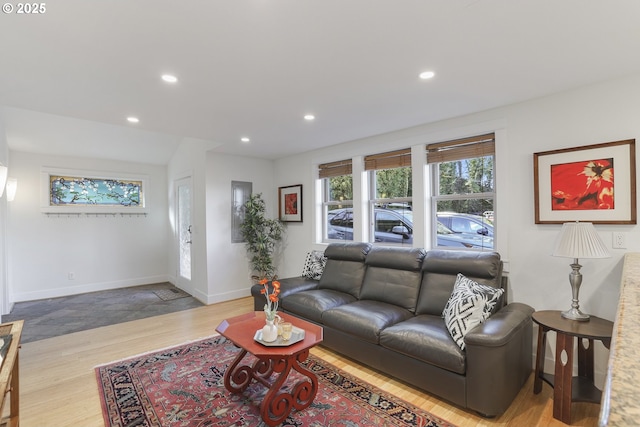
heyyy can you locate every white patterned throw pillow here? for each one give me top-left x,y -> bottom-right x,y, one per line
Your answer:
442,273 -> 504,350
301,250 -> 327,280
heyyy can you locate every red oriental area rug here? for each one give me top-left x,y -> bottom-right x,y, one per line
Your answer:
95,335 -> 456,427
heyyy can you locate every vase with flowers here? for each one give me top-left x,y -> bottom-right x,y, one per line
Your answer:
259,278 -> 281,342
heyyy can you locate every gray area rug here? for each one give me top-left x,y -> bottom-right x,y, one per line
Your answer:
2,283 -> 203,343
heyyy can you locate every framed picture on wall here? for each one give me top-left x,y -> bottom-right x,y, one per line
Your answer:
533,139 -> 636,224
40,167 -> 148,214
278,184 -> 302,222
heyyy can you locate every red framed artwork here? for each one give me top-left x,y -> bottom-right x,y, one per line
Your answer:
278,184 -> 302,222
534,139 -> 636,224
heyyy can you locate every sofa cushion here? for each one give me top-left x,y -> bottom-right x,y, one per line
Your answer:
251,276 -> 319,300
250,276 -> 319,311
318,242 -> 371,298
358,247 -> 426,312
442,274 -> 505,350
380,315 -> 466,374
301,250 -> 327,280
416,250 -> 503,316
322,300 -> 414,344
282,289 -> 356,324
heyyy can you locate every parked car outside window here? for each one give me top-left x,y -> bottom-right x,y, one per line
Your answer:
328,208 -> 493,248
437,212 -> 494,237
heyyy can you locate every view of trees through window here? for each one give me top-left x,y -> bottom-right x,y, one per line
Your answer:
370,166 -> 413,246
322,136 -> 495,251
327,176 -> 353,203
373,167 -> 412,199
437,156 -> 493,214
325,168 -> 416,243
433,155 -> 494,250
324,175 -> 353,241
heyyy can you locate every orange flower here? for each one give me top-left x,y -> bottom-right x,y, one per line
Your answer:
261,278 -> 280,320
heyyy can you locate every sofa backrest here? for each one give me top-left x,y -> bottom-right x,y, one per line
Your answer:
359,247 -> 427,312
415,250 -> 503,316
318,242 -> 372,298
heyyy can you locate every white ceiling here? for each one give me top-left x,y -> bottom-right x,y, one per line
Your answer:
2,1 -> 640,165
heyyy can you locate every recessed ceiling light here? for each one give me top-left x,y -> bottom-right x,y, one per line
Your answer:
241,137 -> 250,143
304,114 -> 315,121
127,117 -> 139,123
161,74 -> 178,83
419,71 -> 435,80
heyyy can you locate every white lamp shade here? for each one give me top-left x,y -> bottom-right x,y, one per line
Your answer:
6,178 -> 17,202
552,221 -> 611,259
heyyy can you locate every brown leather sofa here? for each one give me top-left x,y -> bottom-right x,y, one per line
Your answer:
251,242 -> 534,417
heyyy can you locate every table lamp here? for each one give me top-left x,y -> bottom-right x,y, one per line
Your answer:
552,221 -> 610,321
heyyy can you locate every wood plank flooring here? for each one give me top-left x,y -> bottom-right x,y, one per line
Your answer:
17,297 -> 600,427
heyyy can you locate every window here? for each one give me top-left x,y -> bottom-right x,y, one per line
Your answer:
320,159 -> 353,241
373,209 -> 412,245
428,133 -> 495,250
365,149 -> 413,246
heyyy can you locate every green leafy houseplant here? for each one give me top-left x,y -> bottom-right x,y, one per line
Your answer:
240,193 -> 285,281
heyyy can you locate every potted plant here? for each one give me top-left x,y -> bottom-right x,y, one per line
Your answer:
240,193 -> 285,281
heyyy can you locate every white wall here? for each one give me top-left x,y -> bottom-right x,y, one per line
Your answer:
273,72 -> 640,384
205,152 -> 275,304
0,119 -> 9,314
7,151 -> 170,302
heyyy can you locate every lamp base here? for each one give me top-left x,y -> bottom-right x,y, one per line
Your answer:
561,307 -> 590,322
561,259 -> 590,322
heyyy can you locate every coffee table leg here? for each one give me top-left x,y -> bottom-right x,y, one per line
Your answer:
291,350 -> 319,410
260,350 -> 318,427
224,349 -> 251,393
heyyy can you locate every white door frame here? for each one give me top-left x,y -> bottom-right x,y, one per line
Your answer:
175,176 -> 193,289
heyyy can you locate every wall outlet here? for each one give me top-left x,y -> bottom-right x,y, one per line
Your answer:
68,272 -> 75,280
613,232 -> 626,249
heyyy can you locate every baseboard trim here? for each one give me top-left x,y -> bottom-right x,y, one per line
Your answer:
11,275 -> 170,302
204,288 -> 251,305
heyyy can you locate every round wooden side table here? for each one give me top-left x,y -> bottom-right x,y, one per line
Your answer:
532,310 -> 613,425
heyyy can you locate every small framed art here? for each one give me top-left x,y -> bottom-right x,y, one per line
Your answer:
533,139 -> 636,224
278,184 -> 302,222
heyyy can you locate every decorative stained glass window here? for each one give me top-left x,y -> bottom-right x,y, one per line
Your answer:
50,176 -> 142,206
41,168 -> 147,214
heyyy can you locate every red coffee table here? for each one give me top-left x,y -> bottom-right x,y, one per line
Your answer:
215,311 -> 324,426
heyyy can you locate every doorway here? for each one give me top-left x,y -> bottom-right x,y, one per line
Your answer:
175,177 -> 193,288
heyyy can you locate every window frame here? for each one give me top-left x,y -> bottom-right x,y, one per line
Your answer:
319,159 -> 354,242
428,133 -> 496,251
365,148 -> 413,246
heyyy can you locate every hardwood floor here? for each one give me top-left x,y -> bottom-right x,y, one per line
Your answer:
17,297 -> 600,427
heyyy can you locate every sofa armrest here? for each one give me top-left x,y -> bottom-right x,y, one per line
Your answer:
465,302 -> 534,347
464,302 -> 534,416
251,276 -> 319,311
